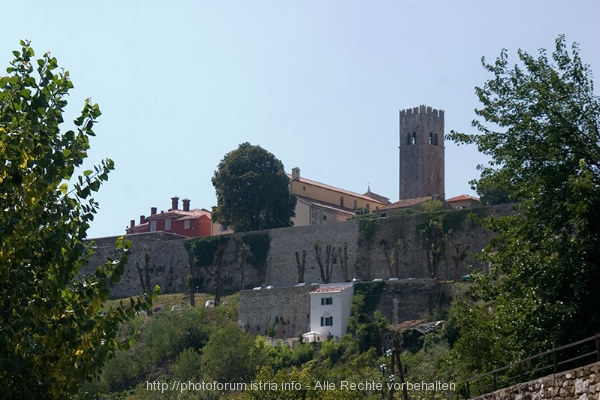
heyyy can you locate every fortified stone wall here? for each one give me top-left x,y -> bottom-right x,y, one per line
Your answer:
83,204 -> 513,299
378,279 -> 446,324
238,284 -> 314,339
82,232 -> 189,299
472,361 -> 600,400
238,279 -> 446,340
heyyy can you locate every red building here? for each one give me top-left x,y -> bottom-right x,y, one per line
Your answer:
126,197 -> 212,238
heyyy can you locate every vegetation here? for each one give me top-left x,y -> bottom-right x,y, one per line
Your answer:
447,35 -> 600,376
82,292 -> 420,399
212,142 -> 297,232
0,41 -> 155,399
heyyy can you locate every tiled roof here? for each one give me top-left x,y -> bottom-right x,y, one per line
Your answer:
446,194 -> 480,202
146,208 -> 211,220
379,196 -> 433,210
288,174 -> 386,205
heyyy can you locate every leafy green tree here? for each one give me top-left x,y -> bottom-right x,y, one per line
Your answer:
0,41 -> 154,398
448,35 -> 600,373
200,324 -> 266,384
212,142 -> 296,232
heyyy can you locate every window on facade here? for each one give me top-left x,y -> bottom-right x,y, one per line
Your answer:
340,196 -> 344,207
323,215 -> 327,221
165,219 -> 171,231
150,221 -> 157,232
434,133 -> 439,145
321,297 -> 333,306
184,220 -> 190,229
320,316 -> 333,326
353,200 -> 357,209
429,133 -> 433,144
412,132 -> 417,144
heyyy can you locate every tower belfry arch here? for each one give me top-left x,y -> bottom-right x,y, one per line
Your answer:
399,105 -> 445,200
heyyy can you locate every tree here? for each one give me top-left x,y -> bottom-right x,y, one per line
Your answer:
212,142 -> 296,232
447,35 -> 600,373
200,324 -> 265,384
0,41 -> 154,398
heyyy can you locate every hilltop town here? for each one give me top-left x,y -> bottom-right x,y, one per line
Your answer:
84,105 -> 500,343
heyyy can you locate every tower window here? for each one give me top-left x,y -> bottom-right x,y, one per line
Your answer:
406,133 -> 411,145
434,133 -> 439,145
411,132 -> 416,144
429,133 -> 433,144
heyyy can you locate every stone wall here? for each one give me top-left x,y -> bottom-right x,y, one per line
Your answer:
238,279 -> 446,340
472,361 -> 600,400
82,232 -> 189,299
83,204 -> 513,299
378,279 -> 447,324
238,284 -> 314,338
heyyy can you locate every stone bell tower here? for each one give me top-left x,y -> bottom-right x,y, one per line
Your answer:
399,105 -> 445,200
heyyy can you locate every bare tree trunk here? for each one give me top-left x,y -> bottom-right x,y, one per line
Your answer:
337,243 -> 350,282
315,244 -> 334,283
295,249 -> 306,283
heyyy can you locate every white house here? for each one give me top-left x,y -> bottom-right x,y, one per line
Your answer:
303,283 -> 354,342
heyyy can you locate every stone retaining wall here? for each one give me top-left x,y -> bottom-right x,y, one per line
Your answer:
472,362 -> 600,400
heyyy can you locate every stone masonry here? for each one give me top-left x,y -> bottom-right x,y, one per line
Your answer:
472,361 -> 600,400
83,204 -> 513,299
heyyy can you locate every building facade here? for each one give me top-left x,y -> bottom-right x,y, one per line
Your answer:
303,283 -> 354,342
126,197 -> 213,238
289,167 -> 389,227
399,105 -> 445,200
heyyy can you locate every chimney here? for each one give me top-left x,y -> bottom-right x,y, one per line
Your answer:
140,215 -> 146,224
292,167 -> 300,180
182,198 -> 190,212
171,196 -> 179,210
150,207 -> 157,215
130,219 -> 135,228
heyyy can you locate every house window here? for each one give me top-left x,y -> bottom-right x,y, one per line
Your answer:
340,196 -> 344,207
165,219 -> 171,231
184,220 -> 190,229
321,297 -> 333,306
320,316 -> 333,326
150,220 -> 157,232
353,200 -> 357,209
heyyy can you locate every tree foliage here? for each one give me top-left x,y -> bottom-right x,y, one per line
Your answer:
0,41 -> 154,398
212,142 -> 296,232
447,35 -> 600,373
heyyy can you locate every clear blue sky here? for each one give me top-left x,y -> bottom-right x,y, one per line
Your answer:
1,1 -> 599,238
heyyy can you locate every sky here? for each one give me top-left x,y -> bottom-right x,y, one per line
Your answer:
1,1 -> 599,238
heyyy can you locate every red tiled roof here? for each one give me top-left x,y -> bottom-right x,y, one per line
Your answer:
446,194 -> 480,202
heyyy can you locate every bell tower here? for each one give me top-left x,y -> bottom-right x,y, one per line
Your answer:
399,105 -> 445,200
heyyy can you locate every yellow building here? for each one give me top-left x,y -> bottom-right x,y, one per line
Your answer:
288,167 -> 389,227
